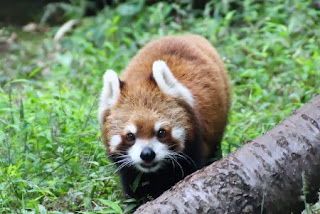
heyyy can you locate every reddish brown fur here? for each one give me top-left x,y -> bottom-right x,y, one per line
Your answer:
102,34 -> 230,161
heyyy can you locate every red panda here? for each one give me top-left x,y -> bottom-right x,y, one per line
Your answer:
98,34 -> 230,201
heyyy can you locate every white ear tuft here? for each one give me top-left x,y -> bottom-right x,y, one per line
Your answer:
152,60 -> 194,107
98,69 -> 121,125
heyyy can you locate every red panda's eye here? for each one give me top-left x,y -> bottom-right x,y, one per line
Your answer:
157,129 -> 166,138
126,133 -> 135,141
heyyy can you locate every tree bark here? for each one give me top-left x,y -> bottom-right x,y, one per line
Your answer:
134,95 -> 320,214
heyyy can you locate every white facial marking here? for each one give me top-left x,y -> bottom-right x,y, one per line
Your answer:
154,121 -> 168,132
172,127 -> 186,148
128,138 -> 169,173
152,60 -> 194,108
128,139 -> 147,164
125,123 -> 137,134
98,69 -> 121,125
109,135 -> 122,152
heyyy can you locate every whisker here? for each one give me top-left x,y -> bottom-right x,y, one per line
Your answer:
165,146 -> 196,168
166,154 -> 176,171
114,159 -> 134,174
171,156 -> 184,178
166,154 -> 184,178
176,152 -> 197,168
109,158 -> 130,166
106,154 -> 131,167
110,151 -> 129,157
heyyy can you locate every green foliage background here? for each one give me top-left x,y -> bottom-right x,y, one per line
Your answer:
0,0 -> 319,213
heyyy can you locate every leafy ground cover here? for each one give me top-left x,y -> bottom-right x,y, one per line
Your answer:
0,0 -> 319,213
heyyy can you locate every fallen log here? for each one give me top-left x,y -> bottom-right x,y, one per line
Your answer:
134,95 -> 320,214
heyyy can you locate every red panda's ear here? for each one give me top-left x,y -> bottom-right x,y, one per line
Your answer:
98,69 -> 122,125
152,60 -> 194,108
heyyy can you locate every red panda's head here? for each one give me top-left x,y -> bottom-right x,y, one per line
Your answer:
98,60 -> 196,173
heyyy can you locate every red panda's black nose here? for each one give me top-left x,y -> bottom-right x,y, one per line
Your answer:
140,147 -> 156,162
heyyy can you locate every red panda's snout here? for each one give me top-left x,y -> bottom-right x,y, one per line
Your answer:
109,121 -> 188,173
127,137 -> 168,173
140,147 -> 155,162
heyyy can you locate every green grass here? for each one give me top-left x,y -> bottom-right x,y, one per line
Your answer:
0,0 -> 319,213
